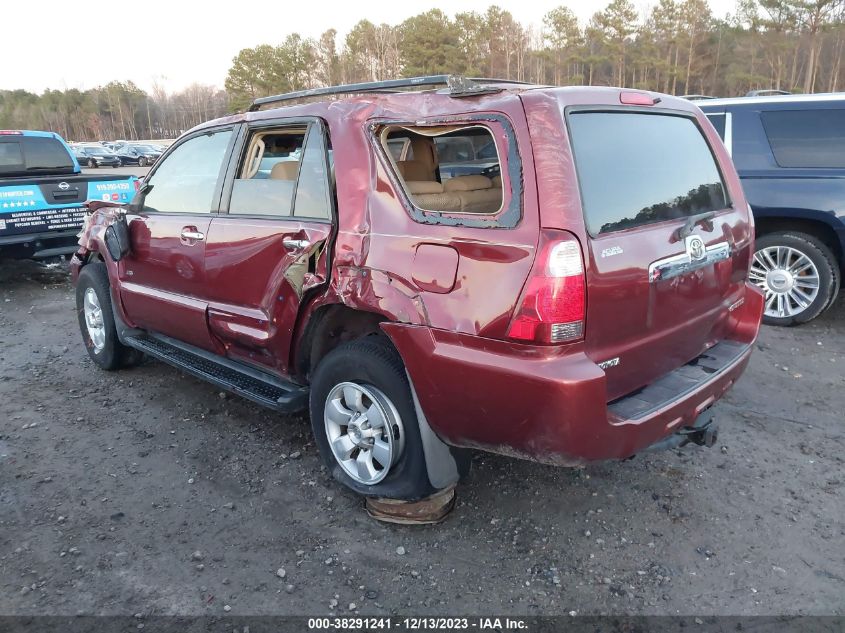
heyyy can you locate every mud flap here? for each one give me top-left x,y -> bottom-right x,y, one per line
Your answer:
406,373 -> 461,489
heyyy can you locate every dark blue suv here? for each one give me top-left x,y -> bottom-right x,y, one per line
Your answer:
699,95 -> 844,325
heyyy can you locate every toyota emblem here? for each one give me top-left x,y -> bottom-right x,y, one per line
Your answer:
686,236 -> 706,261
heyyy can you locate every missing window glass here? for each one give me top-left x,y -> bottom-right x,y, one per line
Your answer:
379,124 -> 504,215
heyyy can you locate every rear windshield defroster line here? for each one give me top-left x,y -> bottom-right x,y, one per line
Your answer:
567,111 -> 730,236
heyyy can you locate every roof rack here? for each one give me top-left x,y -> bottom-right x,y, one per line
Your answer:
248,75 -> 534,111
745,89 -> 792,97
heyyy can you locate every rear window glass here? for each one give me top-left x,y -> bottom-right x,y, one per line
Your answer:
0,136 -> 75,176
761,109 -> 845,168
568,112 -> 729,236
0,141 -> 24,166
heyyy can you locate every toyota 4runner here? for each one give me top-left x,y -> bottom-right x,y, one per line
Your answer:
71,76 -> 764,501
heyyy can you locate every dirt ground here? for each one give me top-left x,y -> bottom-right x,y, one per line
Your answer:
1,259 -> 843,616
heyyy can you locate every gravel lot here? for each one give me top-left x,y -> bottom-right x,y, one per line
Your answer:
0,260 -> 843,616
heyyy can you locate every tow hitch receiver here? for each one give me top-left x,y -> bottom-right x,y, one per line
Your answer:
676,416 -> 719,447
644,413 -> 719,453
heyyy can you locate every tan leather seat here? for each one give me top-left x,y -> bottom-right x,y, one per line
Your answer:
443,175 -> 502,213
396,159 -> 433,181
270,161 -> 299,180
405,180 -> 461,212
394,136 -> 439,181
491,174 -> 502,188
406,181 -> 444,195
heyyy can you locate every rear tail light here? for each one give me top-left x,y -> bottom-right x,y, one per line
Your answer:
0,130 -> 23,135
133,179 -> 141,192
506,230 -> 586,345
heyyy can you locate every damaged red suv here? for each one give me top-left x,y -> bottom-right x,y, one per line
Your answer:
71,76 -> 764,501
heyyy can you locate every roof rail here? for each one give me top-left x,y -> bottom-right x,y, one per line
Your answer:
745,89 -> 792,97
681,94 -> 719,101
247,75 -> 533,111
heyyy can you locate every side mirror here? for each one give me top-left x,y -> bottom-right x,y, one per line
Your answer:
127,183 -> 151,213
103,216 -> 131,261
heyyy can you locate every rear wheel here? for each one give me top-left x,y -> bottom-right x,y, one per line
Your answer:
138,156 -> 147,167
76,262 -> 142,370
749,231 -> 840,326
87,158 -> 96,168
309,338 -> 440,500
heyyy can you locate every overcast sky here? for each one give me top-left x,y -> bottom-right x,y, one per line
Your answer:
6,0 -> 739,94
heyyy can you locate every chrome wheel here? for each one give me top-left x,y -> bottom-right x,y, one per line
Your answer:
83,287 -> 106,353
324,381 -> 405,485
749,245 -> 820,319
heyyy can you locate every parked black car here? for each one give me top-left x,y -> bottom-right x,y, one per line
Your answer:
113,144 -> 162,167
71,144 -> 121,168
699,94 -> 844,325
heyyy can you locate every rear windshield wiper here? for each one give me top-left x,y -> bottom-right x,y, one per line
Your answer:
675,211 -> 716,240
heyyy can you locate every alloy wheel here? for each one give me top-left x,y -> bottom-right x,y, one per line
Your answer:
324,381 -> 405,485
83,287 -> 106,352
749,245 -> 820,319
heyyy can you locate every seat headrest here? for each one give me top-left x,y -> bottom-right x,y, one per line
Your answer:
405,181 -> 444,195
269,161 -> 299,180
443,175 -> 493,192
396,159 -> 433,182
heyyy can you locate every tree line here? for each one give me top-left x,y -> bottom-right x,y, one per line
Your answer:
0,82 -> 228,142
225,0 -> 845,109
2,0 -> 843,140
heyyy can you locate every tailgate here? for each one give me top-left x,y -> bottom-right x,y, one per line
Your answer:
0,175 -> 136,241
566,109 -> 751,401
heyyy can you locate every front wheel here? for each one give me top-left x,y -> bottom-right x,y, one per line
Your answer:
76,262 -> 142,370
749,231 -> 840,326
309,338 -> 442,500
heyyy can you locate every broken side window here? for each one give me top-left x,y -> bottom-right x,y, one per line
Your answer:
379,124 -> 505,215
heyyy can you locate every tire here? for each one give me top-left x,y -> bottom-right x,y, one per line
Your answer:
309,337 -> 442,500
750,231 -> 840,326
75,262 -> 142,370
87,158 -> 97,168
138,157 -> 147,167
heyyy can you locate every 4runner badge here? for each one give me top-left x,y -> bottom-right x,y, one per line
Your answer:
685,235 -> 706,261
598,357 -> 620,370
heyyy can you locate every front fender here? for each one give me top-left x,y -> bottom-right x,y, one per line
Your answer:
73,205 -> 136,332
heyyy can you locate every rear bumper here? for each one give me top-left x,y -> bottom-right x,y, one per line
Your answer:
0,229 -> 80,259
383,282 -> 763,465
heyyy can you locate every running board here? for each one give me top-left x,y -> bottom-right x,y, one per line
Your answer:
123,333 -> 309,413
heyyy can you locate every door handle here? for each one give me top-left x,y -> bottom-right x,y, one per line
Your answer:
180,228 -> 205,241
282,238 -> 310,250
